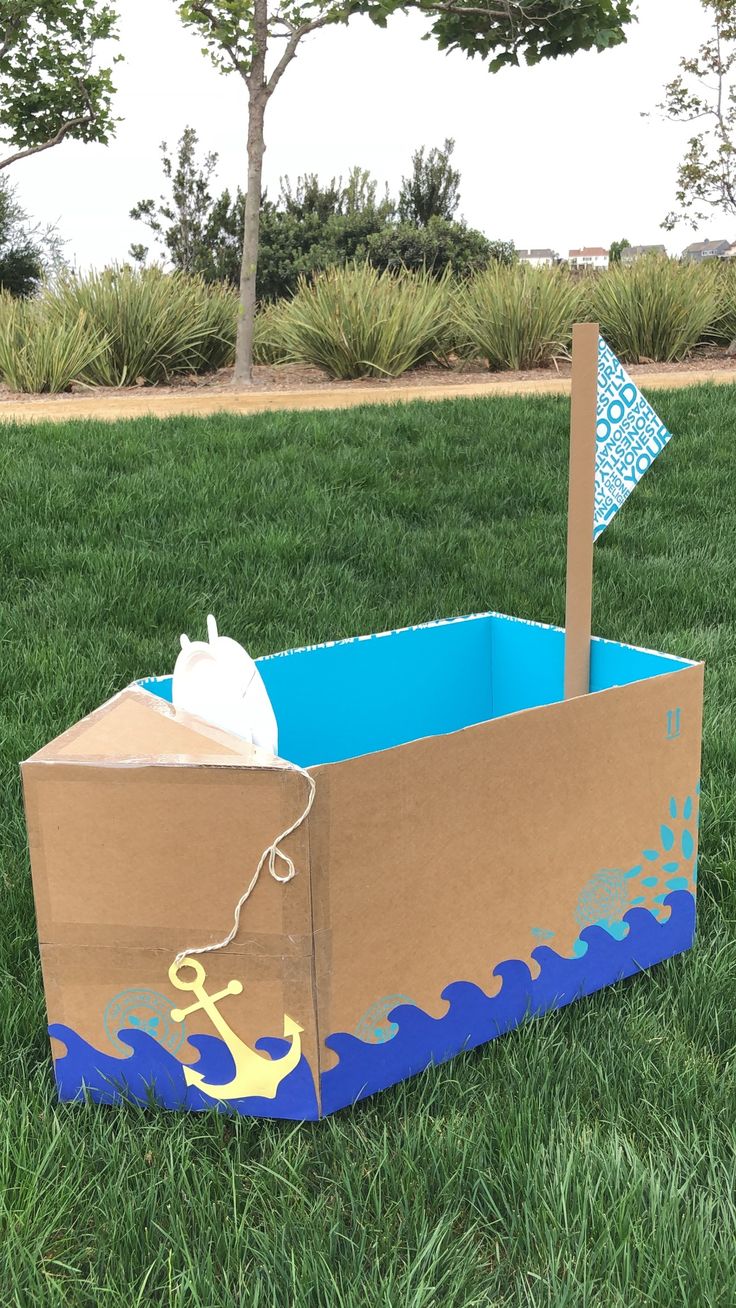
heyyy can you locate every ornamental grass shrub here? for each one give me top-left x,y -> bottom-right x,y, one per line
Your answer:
47,266 -> 237,386
276,262 -> 454,379
590,257 -> 719,362
253,298 -> 293,364
704,261 -> 736,347
0,293 -> 108,393
454,264 -> 584,370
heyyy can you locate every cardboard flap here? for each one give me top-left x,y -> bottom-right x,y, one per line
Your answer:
24,686 -> 285,768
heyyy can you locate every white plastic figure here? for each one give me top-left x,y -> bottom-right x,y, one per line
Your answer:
172,614 -> 278,756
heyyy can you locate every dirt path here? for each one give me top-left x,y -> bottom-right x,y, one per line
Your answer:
1,367 -> 735,424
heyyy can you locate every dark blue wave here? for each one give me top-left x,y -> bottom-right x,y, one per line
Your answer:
321,890 -> 696,1115
49,1027 -> 320,1121
48,891 -> 695,1120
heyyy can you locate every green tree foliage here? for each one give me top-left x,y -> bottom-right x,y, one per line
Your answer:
407,0 -> 634,67
130,130 -> 392,297
655,1 -> 736,228
258,204 -> 389,299
279,166 -> 393,221
0,2 -> 120,171
398,138 -> 460,226
0,177 -> 46,296
609,237 -> 631,263
130,129 -> 513,296
176,0 -> 635,383
365,217 -> 510,277
130,128 -> 242,282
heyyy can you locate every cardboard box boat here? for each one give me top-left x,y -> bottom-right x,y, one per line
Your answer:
22,611 -> 704,1120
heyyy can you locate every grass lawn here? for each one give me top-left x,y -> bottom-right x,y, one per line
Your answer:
1,388 -> 735,1307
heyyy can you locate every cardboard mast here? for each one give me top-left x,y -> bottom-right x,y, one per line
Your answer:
564,321 -> 599,700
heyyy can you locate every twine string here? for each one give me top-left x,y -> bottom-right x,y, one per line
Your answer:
173,764 -> 316,967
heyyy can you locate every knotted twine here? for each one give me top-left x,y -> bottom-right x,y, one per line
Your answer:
173,763 -> 316,967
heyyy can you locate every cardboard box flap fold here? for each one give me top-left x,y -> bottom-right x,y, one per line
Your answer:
24,686 -> 285,769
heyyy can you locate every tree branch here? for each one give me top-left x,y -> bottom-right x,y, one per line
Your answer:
185,1 -> 246,73
0,112 -> 92,171
266,13 -> 337,96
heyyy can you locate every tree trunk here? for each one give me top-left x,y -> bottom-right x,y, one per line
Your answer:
234,89 -> 266,386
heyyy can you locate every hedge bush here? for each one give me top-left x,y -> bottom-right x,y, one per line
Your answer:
590,257 -> 719,363
454,264 -> 585,371
364,217 -> 510,279
48,266 -> 237,386
2,258 -> 734,392
0,294 -> 107,393
274,263 -> 454,379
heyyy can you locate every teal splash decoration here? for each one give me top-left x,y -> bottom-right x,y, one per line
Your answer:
576,869 -> 630,931
544,789 -> 701,954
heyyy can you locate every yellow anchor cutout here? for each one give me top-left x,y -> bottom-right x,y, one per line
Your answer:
169,957 -> 303,1102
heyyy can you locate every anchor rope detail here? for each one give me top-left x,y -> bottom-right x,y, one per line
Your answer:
173,762 -> 316,967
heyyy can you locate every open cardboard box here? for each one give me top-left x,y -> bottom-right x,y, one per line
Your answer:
22,610 -> 703,1120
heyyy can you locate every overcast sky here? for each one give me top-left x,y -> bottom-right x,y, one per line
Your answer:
10,0 -> 721,268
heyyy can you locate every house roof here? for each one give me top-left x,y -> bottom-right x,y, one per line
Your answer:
622,244 -> 667,256
683,239 -> 730,254
569,247 -> 608,257
518,248 -> 557,258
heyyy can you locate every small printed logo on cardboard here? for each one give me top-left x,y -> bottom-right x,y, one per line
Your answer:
104,987 -> 187,1055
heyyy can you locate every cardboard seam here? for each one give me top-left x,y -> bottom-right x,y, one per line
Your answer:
277,768 -> 323,1117
305,768 -> 323,1117
36,937 -> 316,959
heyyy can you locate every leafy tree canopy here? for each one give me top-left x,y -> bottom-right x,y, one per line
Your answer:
655,0 -> 736,228
403,0 -> 636,68
279,168 -> 394,222
0,175 -> 62,295
609,237 -> 630,262
179,0 -> 634,76
130,128 -> 514,296
0,2 -> 120,171
398,139 -> 460,226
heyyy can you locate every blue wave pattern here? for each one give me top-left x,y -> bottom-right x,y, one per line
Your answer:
320,890 -> 695,1115
49,1028 -> 320,1121
50,890 -> 696,1120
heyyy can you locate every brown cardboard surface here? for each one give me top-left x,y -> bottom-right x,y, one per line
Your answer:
42,942 -> 316,1069
310,663 -> 704,1061
565,323 -> 599,699
23,740 -> 322,1094
23,759 -> 312,946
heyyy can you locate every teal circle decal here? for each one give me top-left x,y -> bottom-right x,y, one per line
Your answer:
355,995 -> 414,1045
104,987 -> 186,1055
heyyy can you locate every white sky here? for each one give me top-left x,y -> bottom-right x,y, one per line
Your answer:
9,0 -> 722,267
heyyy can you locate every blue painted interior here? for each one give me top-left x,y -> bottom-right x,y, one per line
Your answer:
138,613 -> 693,769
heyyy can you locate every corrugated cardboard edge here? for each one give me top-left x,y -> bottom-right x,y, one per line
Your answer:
22,684 -> 289,769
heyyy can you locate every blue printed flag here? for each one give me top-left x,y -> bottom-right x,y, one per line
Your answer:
594,338 -> 672,541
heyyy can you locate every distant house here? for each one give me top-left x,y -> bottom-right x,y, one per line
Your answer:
517,248 -> 558,268
724,241 -> 736,259
620,244 -> 667,265
682,239 -> 730,261
568,247 -> 609,270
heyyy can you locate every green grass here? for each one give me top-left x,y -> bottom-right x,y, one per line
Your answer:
1,388 -> 735,1306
